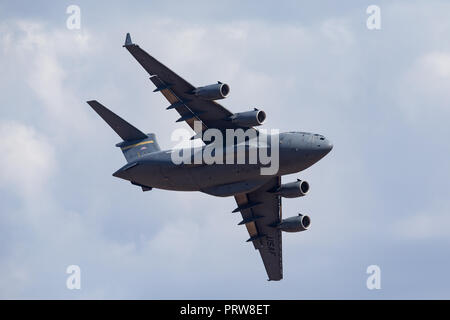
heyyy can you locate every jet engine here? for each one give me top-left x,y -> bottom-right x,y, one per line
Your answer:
194,82 -> 230,100
276,179 -> 309,198
276,214 -> 311,233
230,109 -> 266,127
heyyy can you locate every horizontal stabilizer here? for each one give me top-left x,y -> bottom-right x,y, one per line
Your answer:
87,100 -> 148,141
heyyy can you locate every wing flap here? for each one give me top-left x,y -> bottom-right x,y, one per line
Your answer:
149,75 -> 207,133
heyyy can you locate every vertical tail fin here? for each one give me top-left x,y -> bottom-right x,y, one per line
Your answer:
87,100 -> 160,162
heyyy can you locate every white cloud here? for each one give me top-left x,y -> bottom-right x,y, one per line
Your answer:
398,51 -> 450,120
421,52 -> 450,78
392,207 -> 450,241
0,121 -> 55,197
0,20 -> 96,140
320,19 -> 354,52
147,219 -> 201,262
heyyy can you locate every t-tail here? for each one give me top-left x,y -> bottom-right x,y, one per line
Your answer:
87,100 -> 160,162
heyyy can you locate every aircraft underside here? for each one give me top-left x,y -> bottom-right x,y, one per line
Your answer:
89,33 -> 333,281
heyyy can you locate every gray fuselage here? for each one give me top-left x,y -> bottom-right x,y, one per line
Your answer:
113,131 -> 333,196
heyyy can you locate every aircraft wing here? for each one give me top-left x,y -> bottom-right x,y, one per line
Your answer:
123,33 -> 244,135
234,177 -> 283,281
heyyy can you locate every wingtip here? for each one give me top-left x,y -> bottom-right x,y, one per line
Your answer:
86,100 -> 101,109
123,32 -> 133,47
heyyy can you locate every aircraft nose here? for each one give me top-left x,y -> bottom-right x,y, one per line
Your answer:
323,139 -> 333,152
316,137 -> 333,157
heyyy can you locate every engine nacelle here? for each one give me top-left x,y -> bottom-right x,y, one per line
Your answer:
277,179 -> 309,198
277,214 -> 311,233
230,109 -> 266,127
194,82 -> 230,100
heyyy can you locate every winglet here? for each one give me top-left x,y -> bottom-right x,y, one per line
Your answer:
123,33 -> 133,47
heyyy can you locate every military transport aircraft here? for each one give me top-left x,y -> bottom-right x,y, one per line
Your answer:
88,33 -> 333,281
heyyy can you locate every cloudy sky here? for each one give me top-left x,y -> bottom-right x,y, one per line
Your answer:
1,0 -> 449,299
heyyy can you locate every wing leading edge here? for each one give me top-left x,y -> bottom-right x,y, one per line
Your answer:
122,33 -> 249,135
234,177 -> 283,281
